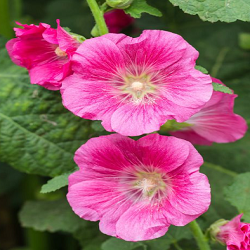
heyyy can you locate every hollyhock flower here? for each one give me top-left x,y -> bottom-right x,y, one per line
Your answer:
169,78 -> 247,145
67,134 -> 211,241
104,9 -> 134,33
61,30 -> 213,136
215,214 -> 250,250
6,20 -> 80,90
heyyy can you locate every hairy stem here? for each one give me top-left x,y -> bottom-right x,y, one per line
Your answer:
189,220 -> 211,250
86,0 -> 108,35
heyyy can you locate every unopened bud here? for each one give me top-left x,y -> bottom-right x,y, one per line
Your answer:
207,219 -> 228,243
106,0 -> 133,9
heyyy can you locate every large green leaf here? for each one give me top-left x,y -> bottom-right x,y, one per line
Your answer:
0,39 -> 94,177
169,0 -> 250,23
19,199 -> 87,233
224,172 -> 250,222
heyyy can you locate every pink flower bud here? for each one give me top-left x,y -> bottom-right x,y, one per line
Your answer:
215,214 -> 250,250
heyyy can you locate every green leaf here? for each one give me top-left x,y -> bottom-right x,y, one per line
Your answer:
102,238 -> 143,250
19,199 -> 87,233
125,0 -> 162,18
146,225 -> 192,250
40,172 -> 72,193
0,38 -> 94,177
239,33 -> 250,50
168,0 -> 250,23
224,172 -> 250,222
201,163 -> 237,223
195,65 -> 208,74
74,223 -> 109,250
212,82 -> 233,94
101,226 -> 191,250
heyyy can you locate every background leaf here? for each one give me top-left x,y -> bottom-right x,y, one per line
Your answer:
19,199 -> 87,233
40,172 -> 71,193
212,82 -> 233,94
0,38 -> 95,177
168,0 -> 250,23
224,172 -> 250,222
125,0 -> 162,18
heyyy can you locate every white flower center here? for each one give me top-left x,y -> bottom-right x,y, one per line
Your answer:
55,47 -> 67,57
131,81 -> 144,91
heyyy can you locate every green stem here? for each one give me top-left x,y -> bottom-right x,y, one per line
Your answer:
22,175 -> 51,250
203,162 -> 237,177
86,0 -> 108,35
189,220 -> 211,250
0,0 -> 14,38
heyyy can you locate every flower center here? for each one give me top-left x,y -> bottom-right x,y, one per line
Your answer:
134,171 -> 166,199
131,81 -> 144,91
119,74 -> 157,104
119,167 -> 170,204
55,47 -> 67,57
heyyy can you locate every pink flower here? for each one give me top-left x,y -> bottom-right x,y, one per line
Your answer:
217,214 -> 250,250
67,134 -> 211,241
6,20 -> 80,90
170,78 -> 247,145
61,30 -> 213,136
104,9 -> 134,33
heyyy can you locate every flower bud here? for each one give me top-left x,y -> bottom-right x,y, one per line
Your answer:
207,219 -> 228,243
208,214 -> 250,249
106,0 -> 133,9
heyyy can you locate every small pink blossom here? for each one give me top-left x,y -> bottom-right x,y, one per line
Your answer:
61,30 -> 213,136
67,134 -> 211,241
6,20 -> 80,90
170,78 -> 247,145
217,214 -> 250,250
104,9 -> 134,33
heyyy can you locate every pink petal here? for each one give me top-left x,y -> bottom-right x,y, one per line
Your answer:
73,135 -> 133,171
118,30 -> 197,71
42,28 -> 58,44
56,19 -> 80,53
170,130 -> 213,146
61,75 -> 120,131
167,172 -> 211,216
219,214 -> 245,248
29,59 -> 68,89
67,180 -> 121,221
116,204 -> 170,241
110,102 -> 173,136
161,69 -> 213,110
137,134 -> 190,172
72,36 -> 125,80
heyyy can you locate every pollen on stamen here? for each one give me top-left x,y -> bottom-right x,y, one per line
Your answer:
55,47 -> 67,57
